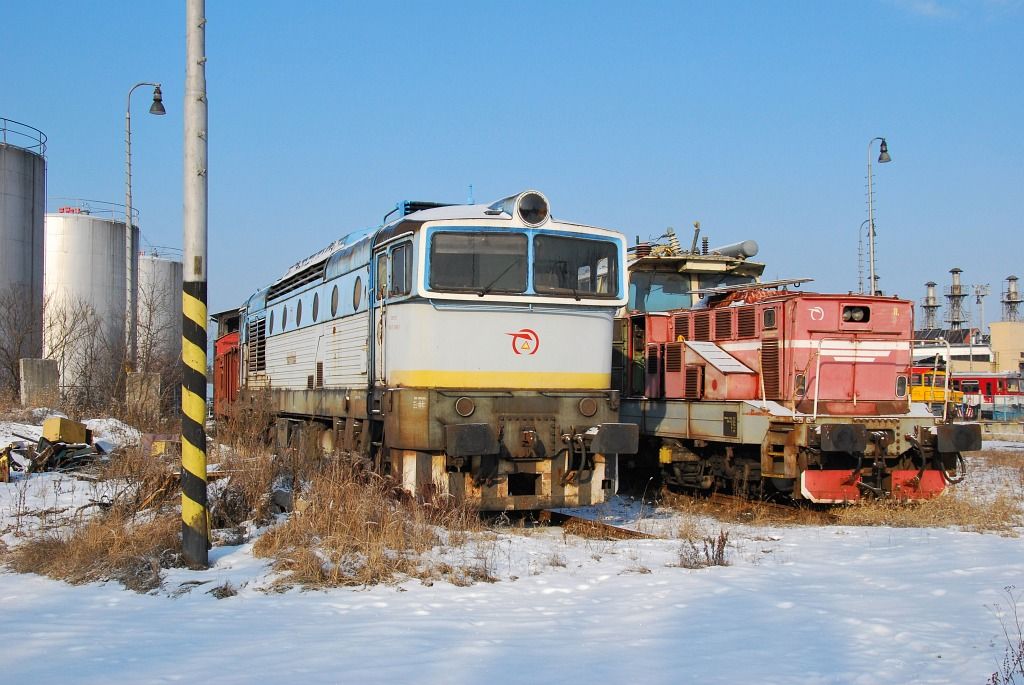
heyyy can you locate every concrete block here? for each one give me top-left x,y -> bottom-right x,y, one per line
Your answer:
19,358 -> 58,408
127,372 -> 162,420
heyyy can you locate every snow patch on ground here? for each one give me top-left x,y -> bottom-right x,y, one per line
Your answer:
1,417 -> 1023,683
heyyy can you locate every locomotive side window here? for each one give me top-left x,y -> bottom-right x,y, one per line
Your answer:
375,254 -> 388,300
269,310 -> 274,335
331,284 -> 340,316
391,243 -> 411,297
296,299 -> 303,326
534,236 -> 617,297
352,277 -> 362,310
282,305 -> 289,330
763,308 -> 777,330
429,232 -> 527,294
312,293 -> 319,322
896,376 -> 909,398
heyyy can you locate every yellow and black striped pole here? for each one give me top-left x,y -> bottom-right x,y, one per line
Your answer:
181,0 -> 209,567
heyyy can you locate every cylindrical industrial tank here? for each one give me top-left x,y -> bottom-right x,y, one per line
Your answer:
137,253 -> 183,368
43,210 -> 139,392
0,119 -> 46,391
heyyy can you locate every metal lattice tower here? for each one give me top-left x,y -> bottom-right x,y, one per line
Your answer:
945,267 -> 969,330
1003,275 -> 1021,322
921,281 -> 940,329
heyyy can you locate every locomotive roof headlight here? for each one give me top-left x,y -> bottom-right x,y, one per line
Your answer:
842,305 -> 870,323
455,397 -> 476,417
487,190 -> 550,226
517,191 -> 549,226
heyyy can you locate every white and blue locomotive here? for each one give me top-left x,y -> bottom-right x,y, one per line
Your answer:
219,191 -> 638,510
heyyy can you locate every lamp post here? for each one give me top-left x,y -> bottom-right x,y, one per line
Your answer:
866,137 -> 891,296
858,219 -> 870,294
125,82 -> 166,364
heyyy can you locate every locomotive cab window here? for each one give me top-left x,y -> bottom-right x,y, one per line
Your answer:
429,232 -> 527,294
390,243 -> 411,297
762,308 -> 777,330
534,236 -> 617,298
375,253 -> 388,300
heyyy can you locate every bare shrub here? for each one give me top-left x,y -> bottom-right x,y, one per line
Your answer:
987,586 -> 1024,685
675,529 -> 731,569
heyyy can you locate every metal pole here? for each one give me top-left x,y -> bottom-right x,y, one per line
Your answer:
125,82 -> 160,365
181,0 -> 209,568
866,139 -> 876,295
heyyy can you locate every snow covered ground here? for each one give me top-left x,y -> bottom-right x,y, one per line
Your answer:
1,420 -> 1022,684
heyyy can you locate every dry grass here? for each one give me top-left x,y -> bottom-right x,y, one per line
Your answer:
253,456 -> 481,587
662,490 -> 833,528
832,491 -> 1022,533
1,504 -> 181,592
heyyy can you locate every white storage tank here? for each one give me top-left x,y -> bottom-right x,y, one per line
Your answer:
43,208 -> 139,395
0,118 -> 46,392
137,253 -> 183,370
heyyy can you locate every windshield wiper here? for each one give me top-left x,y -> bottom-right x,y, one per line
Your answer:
478,257 -> 522,297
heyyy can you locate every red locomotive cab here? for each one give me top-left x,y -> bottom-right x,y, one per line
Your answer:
213,331 -> 240,419
783,295 -> 913,415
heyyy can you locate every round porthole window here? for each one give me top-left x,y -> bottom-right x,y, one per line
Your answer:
269,310 -> 274,334
312,292 -> 319,321
296,299 -> 303,326
331,284 -> 340,316
353,276 -> 363,310
282,305 -> 288,329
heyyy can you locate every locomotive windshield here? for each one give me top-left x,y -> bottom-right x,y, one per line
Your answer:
534,235 -> 618,298
429,232 -> 528,294
428,230 -> 620,298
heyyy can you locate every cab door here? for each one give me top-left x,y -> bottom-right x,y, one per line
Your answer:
372,250 -> 389,385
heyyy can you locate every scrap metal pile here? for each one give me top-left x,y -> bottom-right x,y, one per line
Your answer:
0,417 -> 108,482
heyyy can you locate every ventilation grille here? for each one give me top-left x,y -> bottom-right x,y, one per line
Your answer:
672,313 -> 689,340
693,312 -> 711,341
646,344 -> 659,375
665,342 -> 683,373
684,367 -> 702,400
737,307 -> 757,338
714,310 -> 733,340
267,262 -> 327,302
247,317 -> 266,372
762,340 -> 780,398
316,362 -> 324,388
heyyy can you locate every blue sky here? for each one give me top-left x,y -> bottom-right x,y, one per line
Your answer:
4,1 -> 1021,321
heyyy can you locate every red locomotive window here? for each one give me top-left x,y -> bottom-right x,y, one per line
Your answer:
763,308 -> 777,330
896,376 -> 908,398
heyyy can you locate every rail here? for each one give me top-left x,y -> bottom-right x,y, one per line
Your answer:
0,117 -> 47,154
49,197 -> 139,223
811,336 -> 914,422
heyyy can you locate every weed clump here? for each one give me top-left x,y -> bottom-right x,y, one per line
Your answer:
675,529 -> 730,569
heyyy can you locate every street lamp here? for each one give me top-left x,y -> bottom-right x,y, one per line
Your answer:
125,82 -> 166,364
866,137 -> 891,296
